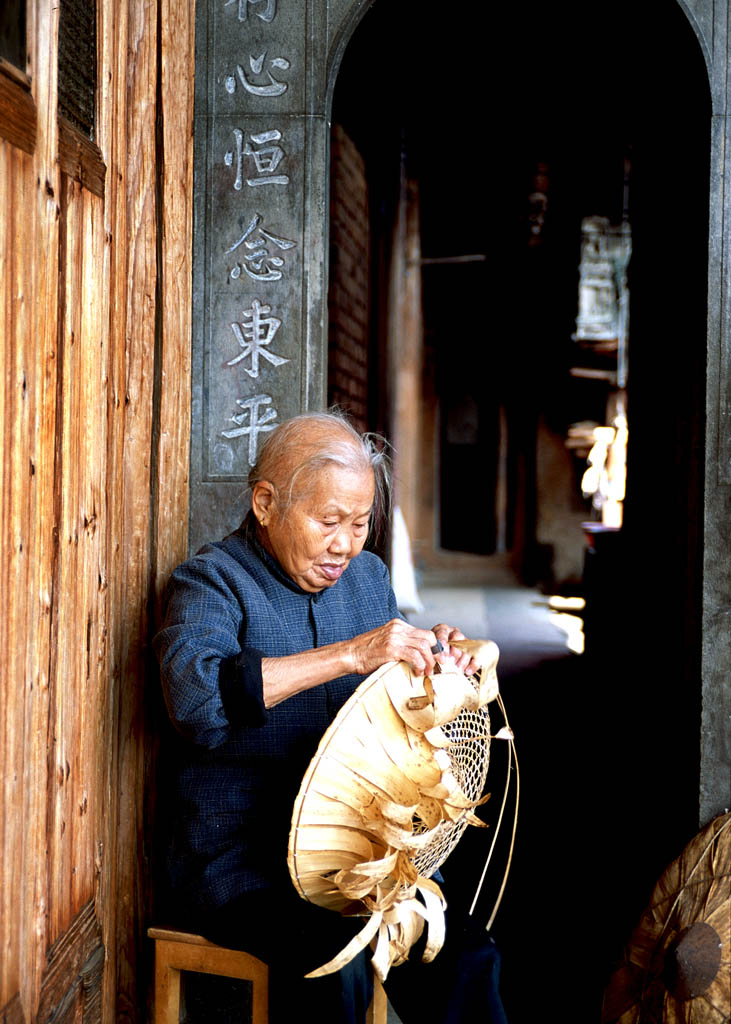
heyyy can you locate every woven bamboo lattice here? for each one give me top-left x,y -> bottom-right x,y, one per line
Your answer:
288,639 -> 503,980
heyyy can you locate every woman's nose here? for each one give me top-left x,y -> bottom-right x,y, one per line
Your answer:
328,526 -> 352,555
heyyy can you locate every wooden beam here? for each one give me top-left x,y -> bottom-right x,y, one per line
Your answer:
57,116 -> 105,199
0,63 -> 36,155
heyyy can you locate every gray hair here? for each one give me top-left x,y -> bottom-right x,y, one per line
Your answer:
247,409 -> 392,532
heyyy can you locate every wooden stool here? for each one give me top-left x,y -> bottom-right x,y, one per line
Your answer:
148,926 -> 387,1024
148,927 -> 268,1023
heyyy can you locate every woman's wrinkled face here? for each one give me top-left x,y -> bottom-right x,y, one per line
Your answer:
256,465 -> 375,593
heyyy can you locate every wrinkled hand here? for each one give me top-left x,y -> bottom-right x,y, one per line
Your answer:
431,623 -> 481,676
348,620 -> 481,678
349,619 -> 440,677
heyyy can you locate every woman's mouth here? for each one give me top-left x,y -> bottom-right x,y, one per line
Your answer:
318,562 -> 345,581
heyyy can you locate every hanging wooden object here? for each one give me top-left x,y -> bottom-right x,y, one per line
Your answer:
288,639 -> 503,981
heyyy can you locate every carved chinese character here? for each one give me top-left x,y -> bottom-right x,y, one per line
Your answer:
225,52 -> 291,97
221,393 -> 278,465
226,213 -> 296,281
224,0 -> 277,22
224,128 -> 289,190
227,299 -> 289,378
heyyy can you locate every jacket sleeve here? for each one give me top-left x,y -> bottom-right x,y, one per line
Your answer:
153,555 -> 268,749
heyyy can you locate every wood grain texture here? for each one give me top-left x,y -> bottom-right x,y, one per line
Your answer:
148,930 -> 268,1024
0,992 -> 25,1024
0,0 -> 195,1020
0,66 -> 36,154
97,0 -> 159,1016
57,116 -> 106,198
155,0 -> 194,611
46,173 -> 107,945
0,137 -> 37,1016
20,0 -> 61,1014
36,900 -> 104,1023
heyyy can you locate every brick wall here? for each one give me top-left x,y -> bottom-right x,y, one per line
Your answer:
328,123 -> 370,433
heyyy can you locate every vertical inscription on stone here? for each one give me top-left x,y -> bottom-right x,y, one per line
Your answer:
224,53 -> 291,96
224,0 -> 277,24
224,128 -> 290,189
199,0 -> 305,483
225,214 -> 296,281
226,299 -> 288,377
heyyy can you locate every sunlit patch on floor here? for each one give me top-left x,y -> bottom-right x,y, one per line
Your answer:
545,596 -> 586,655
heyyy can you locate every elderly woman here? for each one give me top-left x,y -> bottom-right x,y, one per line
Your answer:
154,411 -> 504,1023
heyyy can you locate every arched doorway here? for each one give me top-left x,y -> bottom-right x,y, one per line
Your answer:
327,2 -> 710,1017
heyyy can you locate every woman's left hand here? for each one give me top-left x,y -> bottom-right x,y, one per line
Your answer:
431,624 -> 481,676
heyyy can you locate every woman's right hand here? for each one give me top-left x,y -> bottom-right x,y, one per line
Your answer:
262,621 -> 458,709
348,619 -> 439,677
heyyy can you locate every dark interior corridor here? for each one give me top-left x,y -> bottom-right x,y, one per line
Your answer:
330,2 -> 710,1019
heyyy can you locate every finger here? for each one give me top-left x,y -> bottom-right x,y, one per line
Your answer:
406,630 -> 438,675
400,645 -> 430,676
413,641 -> 437,675
452,651 -> 475,675
382,622 -> 436,675
441,648 -> 470,674
434,639 -> 475,675
432,624 -> 467,648
446,646 -> 470,670
431,623 -> 451,646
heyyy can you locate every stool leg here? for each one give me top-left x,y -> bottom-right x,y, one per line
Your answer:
154,955 -> 182,1024
251,975 -> 267,1024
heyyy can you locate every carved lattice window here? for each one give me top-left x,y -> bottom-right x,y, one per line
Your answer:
58,0 -> 96,139
57,0 -> 105,197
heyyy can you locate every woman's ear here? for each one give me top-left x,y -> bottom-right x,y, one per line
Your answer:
251,480 -> 277,526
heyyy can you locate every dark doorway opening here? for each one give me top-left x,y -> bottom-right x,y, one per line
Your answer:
330,2 -> 710,1019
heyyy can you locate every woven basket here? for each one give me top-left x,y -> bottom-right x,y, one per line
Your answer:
287,639 -> 500,980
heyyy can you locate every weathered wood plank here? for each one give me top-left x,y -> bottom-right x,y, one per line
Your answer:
36,900 -> 104,1024
57,116 -> 105,199
0,65 -> 36,155
0,991 -> 25,1024
96,0 -> 131,1014
21,0 -> 61,1014
46,175 -> 107,942
1,0 -> 195,1018
97,0 -> 162,1016
73,184 -> 108,921
0,138 -> 33,1014
155,0 -> 194,606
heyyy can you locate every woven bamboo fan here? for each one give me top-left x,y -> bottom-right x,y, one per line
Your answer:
287,638 -> 505,981
602,812 -> 730,1024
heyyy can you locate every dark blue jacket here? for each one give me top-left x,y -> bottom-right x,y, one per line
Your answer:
154,524 -> 401,911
